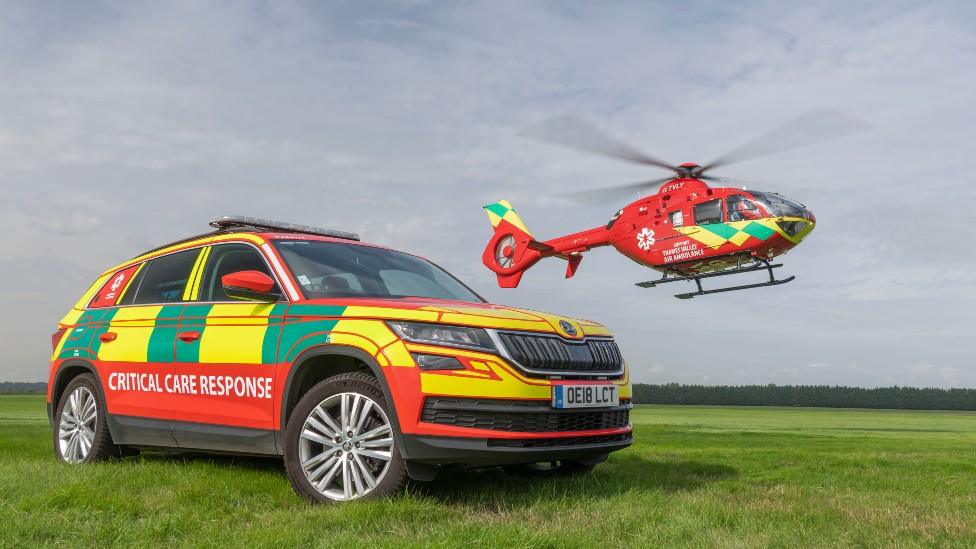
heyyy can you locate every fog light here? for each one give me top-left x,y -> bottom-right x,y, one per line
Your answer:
412,353 -> 465,371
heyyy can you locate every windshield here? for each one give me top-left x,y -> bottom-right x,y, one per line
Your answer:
272,240 -> 484,302
748,191 -> 809,218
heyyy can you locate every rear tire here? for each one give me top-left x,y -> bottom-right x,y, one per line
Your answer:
283,372 -> 407,503
53,373 -> 119,463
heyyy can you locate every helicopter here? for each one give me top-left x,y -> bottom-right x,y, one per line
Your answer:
481,110 -> 866,299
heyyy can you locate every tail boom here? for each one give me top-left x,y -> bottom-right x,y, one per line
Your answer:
482,200 -> 611,288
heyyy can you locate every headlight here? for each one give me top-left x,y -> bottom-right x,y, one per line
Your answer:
386,321 -> 496,352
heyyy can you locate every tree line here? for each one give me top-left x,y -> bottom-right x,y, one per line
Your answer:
0,382 -> 46,395
632,383 -> 976,411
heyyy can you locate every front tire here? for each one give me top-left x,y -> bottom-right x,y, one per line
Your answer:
283,372 -> 407,503
53,373 -> 119,463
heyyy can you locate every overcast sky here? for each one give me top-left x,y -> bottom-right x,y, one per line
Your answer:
2,1 -> 974,386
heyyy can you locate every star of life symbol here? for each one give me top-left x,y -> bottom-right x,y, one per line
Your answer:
110,273 -> 126,292
636,227 -> 655,251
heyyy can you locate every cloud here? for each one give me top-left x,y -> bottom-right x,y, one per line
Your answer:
909,362 -> 934,376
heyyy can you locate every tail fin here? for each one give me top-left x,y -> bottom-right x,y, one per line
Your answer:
485,200 -> 533,238
482,200 -> 550,288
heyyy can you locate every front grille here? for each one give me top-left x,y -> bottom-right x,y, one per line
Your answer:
422,397 -> 631,433
487,432 -> 633,448
497,333 -> 623,375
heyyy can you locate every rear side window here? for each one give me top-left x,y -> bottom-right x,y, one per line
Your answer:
130,249 -> 201,305
693,199 -> 723,225
197,243 -> 280,302
89,264 -> 143,308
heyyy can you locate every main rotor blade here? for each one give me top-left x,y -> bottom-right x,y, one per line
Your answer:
701,109 -> 870,172
520,115 -> 677,172
567,177 -> 674,203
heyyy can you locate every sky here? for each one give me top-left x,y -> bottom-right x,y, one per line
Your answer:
1,1 -> 974,386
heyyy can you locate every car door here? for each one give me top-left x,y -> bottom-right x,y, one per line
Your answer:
170,242 -> 287,453
93,247 -> 202,446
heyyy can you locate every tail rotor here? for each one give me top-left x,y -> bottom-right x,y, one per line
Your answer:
494,234 -> 518,269
482,200 -> 547,288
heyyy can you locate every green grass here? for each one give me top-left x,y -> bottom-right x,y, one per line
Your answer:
2,396 -> 975,548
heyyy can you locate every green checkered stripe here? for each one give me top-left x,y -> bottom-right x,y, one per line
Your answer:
700,221 -> 776,241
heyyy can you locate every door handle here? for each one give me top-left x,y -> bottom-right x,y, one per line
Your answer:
178,331 -> 201,343
99,332 -> 118,343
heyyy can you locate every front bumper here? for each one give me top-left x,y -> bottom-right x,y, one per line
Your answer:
380,337 -> 634,464
400,432 -> 633,466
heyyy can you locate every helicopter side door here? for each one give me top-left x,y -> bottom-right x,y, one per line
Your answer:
662,198 -> 689,229
653,200 -> 705,267
662,194 -> 736,273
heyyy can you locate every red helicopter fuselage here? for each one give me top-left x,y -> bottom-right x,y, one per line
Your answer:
482,177 -> 816,288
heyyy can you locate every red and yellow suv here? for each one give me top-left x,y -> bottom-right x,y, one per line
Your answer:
48,217 -> 632,502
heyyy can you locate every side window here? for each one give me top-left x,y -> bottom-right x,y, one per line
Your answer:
198,243 -> 280,302
669,210 -> 684,227
693,199 -> 723,225
130,249 -> 201,305
726,194 -> 760,222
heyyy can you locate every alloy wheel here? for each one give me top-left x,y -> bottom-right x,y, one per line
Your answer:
58,386 -> 98,463
298,392 -> 394,501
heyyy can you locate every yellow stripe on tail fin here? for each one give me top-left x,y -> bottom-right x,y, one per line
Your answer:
484,200 -> 533,237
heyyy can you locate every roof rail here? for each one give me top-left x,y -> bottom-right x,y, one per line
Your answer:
209,216 -> 360,241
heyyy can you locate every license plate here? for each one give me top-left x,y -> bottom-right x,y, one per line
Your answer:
552,384 -> 619,409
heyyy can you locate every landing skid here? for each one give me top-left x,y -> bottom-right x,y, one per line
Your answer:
636,259 -> 795,299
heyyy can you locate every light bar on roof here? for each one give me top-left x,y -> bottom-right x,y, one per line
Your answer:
209,216 -> 360,241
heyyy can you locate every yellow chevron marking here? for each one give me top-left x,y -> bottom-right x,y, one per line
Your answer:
342,306 -> 439,322
420,362 -> 553,398
333,319 -> 399,348
327,332 -> 380,356
675,226 -> 727,248
209,233 -> 267,246
436,313 -> 547,331
196,303 -> 275,364
728,231 -> 751,246
191,246 -> 212,300
183,247 -> 209,301
485,200 -> 533,236
58,308 -> 85,329
71,273 -> 113,311
98,306 -> 163,363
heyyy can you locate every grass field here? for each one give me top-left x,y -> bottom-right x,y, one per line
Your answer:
2,396 -> 974,548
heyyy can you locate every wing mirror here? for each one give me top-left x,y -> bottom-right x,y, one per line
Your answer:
221,270 -> 279,302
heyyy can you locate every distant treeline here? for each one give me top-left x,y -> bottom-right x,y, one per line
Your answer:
0,382 -> 46,395
633,383 -> 976,411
